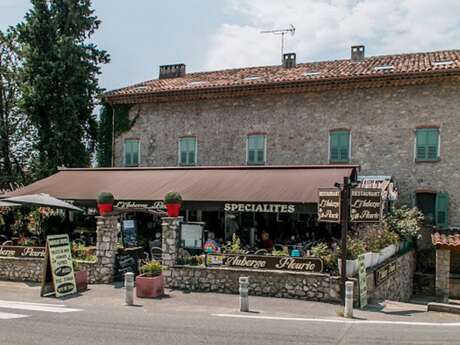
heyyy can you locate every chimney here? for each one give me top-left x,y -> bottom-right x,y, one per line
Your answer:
282,52 -> 296,68
351,45 -> 365,61
159,63 -> 186,79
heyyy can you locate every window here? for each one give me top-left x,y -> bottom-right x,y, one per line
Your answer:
179,137 -> 197,165
415,128 -> 439,161
416,192 -> 449,229
247,135 -> 266,165
329,130 -> 350,163
124,139 -> 139,167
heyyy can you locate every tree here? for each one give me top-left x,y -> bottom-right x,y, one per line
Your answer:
96,101 -> 112,167
17,0 -> 109,177
0,29 -> 35,189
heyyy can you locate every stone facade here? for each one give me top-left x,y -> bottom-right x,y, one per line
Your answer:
0,257 -> 43,282
367,250 -> 416,302
114,80 -> 460,227
92,215 -> 118,283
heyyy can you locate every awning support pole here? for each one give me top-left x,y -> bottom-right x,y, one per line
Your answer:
340,176 -> 350,303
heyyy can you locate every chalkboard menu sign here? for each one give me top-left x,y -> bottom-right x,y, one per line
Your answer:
115,247 -> 143,281
122,219 -> 138,247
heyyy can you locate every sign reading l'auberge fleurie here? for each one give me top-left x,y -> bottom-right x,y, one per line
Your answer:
0,246 -> 45,258
318,188 -> 341,223
350,188 -> 382,222
205,254 -> 323,273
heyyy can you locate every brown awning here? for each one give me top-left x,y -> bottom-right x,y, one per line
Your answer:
7,165 -> 358,204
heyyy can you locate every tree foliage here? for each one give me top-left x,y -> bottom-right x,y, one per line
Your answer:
0,29 -> 35,189
17,0 -> 109,177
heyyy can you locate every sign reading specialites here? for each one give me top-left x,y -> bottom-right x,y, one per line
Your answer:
224,203 -> 296,213
41,234 -> 76,298
350,188 -> 382,222
0,246 -> 45,258
374,261 -> 397,287
206,254 -> 323,273
318,188 -> 341,223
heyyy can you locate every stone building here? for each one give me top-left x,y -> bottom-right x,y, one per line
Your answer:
105,46 -> 460,231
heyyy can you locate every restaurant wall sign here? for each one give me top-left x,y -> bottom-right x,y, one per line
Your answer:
115,201 -> 165,210
205,254 -> 323,273
0,246 -> 45,259
224,203 -> 296,213
350,188 -> 382,222
374,261 -> 397,287
318,188 -> 341,223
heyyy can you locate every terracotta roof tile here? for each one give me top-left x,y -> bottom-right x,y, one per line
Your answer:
432,231 -> 460,247
105,49 -> 460,101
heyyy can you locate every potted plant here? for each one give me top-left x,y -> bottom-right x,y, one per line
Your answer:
72,260 -> 89,292
136,260 -> 164,298
97,192 -> 114,215
164,191 -> 182,217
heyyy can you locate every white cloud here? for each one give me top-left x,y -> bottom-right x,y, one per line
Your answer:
205,0 -> 460,70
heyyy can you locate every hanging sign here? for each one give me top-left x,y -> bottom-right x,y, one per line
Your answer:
40,234 -> 77,298
357,254 -> 368,309
206,254 -> 323,273
318,188 -> 341,223
350,188 -> 382,222
122,220 -> 138,247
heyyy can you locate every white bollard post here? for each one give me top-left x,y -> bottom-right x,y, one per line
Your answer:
344,281 -> 354,318
125,272 -> 134,306
239,276 -> 249,312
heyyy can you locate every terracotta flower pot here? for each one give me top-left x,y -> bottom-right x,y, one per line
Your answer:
165,203 -> 181,217
74,270 -> 88,292
136,274 -> 164,298
98,203 -> 113,215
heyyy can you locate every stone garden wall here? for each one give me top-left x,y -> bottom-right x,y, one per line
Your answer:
168,265 -> 355,303
0,257 -> 43,282
366,250 -> 416,302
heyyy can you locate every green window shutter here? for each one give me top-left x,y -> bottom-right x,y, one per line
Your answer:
247,135 -> 266,164
416,128 -> 439,161
179,137 -> 196,165
435,192 -> 449,229
124,139 -> 139,166
330,131 -> 350,163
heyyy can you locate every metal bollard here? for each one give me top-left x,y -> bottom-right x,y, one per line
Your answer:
125,272 -> 134,306
344,281 -> 354,318
239,276 -> 249,312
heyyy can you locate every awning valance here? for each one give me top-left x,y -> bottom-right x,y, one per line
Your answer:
6,165 -> 358,204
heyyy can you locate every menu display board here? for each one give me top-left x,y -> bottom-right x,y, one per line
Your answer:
318,188 -> 341,223
350,188 -> 382,223
180,223 -> 203,249
122,219 -> 138,247
357,254 -> 368,309
114,247 -> 143,281
41,234 -> 77,298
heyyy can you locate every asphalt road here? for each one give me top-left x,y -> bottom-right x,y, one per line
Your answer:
0,282 -> 459,345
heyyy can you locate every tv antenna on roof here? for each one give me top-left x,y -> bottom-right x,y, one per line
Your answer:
261,24 -> 295,62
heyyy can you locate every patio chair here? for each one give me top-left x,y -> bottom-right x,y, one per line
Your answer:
254,249 -> 268,255
2,240 -> 13,245
150,247 -> 162,261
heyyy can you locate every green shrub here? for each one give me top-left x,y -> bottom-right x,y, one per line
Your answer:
271,249 -> 289,256
140,261 -> 162,277
164,192 -> 182,204
311,243 -> 338,274
338,237 -> 367,260
97,192 -> 114,204
383,206 -> 424,240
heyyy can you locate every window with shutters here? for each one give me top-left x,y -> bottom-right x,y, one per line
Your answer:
415,128 -> 439,161
329,130 -> 350,163
178,137 -> 197,165
247,135 -> 266,165
416,192 -> 449,229
124,139 -> 140,167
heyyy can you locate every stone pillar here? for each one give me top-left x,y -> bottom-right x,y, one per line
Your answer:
435,248 -> 450,303
94,215 -> 118,284
161,217 -> 182,284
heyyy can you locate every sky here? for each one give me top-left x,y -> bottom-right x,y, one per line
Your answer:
1,0 -> 460,92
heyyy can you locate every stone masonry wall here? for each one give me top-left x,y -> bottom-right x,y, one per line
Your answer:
367,250 -> 416,302
115,80 -> 460,227
0,257 -> 43,282
92,215 -> 118,283
168,265 -> 355,304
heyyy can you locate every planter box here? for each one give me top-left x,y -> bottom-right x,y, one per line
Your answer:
136,274 -> 164,298
338,259 -> 358,277
74,270 -> 88,292
379,244 -> 397,262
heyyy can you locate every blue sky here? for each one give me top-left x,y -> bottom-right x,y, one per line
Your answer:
2,0 -> 460,92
